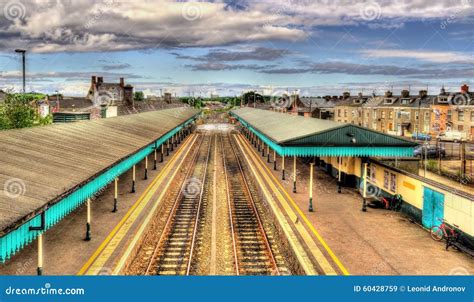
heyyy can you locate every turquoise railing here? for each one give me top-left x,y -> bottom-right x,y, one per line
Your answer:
0,116 -> 196,263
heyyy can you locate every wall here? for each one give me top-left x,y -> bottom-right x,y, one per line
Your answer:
320,156 -> 474,239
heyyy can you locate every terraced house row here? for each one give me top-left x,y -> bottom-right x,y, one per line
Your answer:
275,84 -> 474,141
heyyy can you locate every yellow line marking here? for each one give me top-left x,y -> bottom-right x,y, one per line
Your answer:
77,134 -> 197,275
233,135 -> 318,275
235,134 -> 334,275
237,133 -> 350,275
113,135 -> 199,274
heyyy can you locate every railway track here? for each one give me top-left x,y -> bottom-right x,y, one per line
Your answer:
144,134 -> 212,275
220,133 -> 281,275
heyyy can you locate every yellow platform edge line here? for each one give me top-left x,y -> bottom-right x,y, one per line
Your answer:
77,134 -> 196,275
113,134 -> 199,274
237,133 -> 350,276
235,134 -> 335,275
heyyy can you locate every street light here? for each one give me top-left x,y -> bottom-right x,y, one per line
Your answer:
15,49 -> 26,93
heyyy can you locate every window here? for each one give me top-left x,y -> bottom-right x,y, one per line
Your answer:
344,110 -> 348,117
381,111 -> 386,119
447,110 -> 452,121
471,111 -> 474,121
458,125 -> 464,131
458,110 -> 464,121
415,111 -> 419,120
390,173 -> 397,192
338,109 -> 341,117
389,111 -> 393,119
383,171 -> 389,189
367,164 -> 376,181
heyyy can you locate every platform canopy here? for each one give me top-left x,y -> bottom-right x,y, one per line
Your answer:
230,108 -> 418,157
0,107 -> 200,262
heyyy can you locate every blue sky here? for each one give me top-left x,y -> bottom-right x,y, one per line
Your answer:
0,0 -> 473,96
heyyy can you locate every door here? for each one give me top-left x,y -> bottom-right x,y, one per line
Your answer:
422,187 -> 445,229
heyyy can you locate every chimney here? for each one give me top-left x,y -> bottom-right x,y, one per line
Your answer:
461,84 -> 469,93
419,90 -> 427,98
384,90 -> 393,97
91,76 -> 96,85
97,77 -> 103,84
401,90 -> 409,98
440,86 -> 446,95
342,91 -> 350,99
120,77 -> 124,88
358,92 -> 363,98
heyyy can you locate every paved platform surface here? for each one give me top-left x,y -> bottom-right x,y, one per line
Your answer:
0,135 -> 195,276
243,133 -> 474,275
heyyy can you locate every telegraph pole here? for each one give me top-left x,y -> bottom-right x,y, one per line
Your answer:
15,49 -> 26,93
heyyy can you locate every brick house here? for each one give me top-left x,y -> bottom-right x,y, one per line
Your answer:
86,76 -> 134,107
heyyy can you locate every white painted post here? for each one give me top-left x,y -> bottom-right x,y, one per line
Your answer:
309,163 -> 314,212
113,177 -> 118,212
85,198 -> 91,241
37,233 -> 43,275
144,156 -> 148,180
362,163 -> 368,212
338,157 -> 342,193
131,165 -> 136,193
282,155 -> 285,180
293,156 -> 297,193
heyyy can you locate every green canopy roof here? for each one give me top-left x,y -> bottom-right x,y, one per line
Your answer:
230,108 -> 417,157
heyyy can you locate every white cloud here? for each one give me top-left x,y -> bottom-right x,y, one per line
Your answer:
0,0 -> 472,53
361,49 -> 474,63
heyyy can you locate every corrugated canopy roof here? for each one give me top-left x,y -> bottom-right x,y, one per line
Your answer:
0,107 -> 199,232
230,107 -> 417,148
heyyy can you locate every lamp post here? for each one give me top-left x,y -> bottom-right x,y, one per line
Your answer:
15,49 -> 26,93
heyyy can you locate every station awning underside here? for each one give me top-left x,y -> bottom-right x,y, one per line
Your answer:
0,107 -> 200,262
230,108 -> 417,157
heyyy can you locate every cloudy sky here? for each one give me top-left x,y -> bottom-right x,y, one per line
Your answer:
0,0 -> 473,97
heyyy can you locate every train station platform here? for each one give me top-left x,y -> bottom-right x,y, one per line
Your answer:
234,131 -> 474,275
0,108 -> 200,270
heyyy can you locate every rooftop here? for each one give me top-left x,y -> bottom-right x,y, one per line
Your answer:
0,107 -> 199,235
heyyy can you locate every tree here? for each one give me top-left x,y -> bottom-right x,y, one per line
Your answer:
1,93 -> 36,129
134,91 -> 145,102
0,93 -> 51,130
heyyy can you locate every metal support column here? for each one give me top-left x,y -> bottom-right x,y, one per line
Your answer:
161,144 -> 164,162
113,178 -> 118,212
144,156 -> 148,180
267,145 -> 270,163
337,157 -> 342,193
362,163 -> 368,212
131,165 -> 136,193
153,144 -> 157,170
273,150 -> 277,170
293,156 -> 297,193
309,163 -> 314,212
85,198 -> 91,241
282,155 -> 285,180
37,233 -> 43,276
